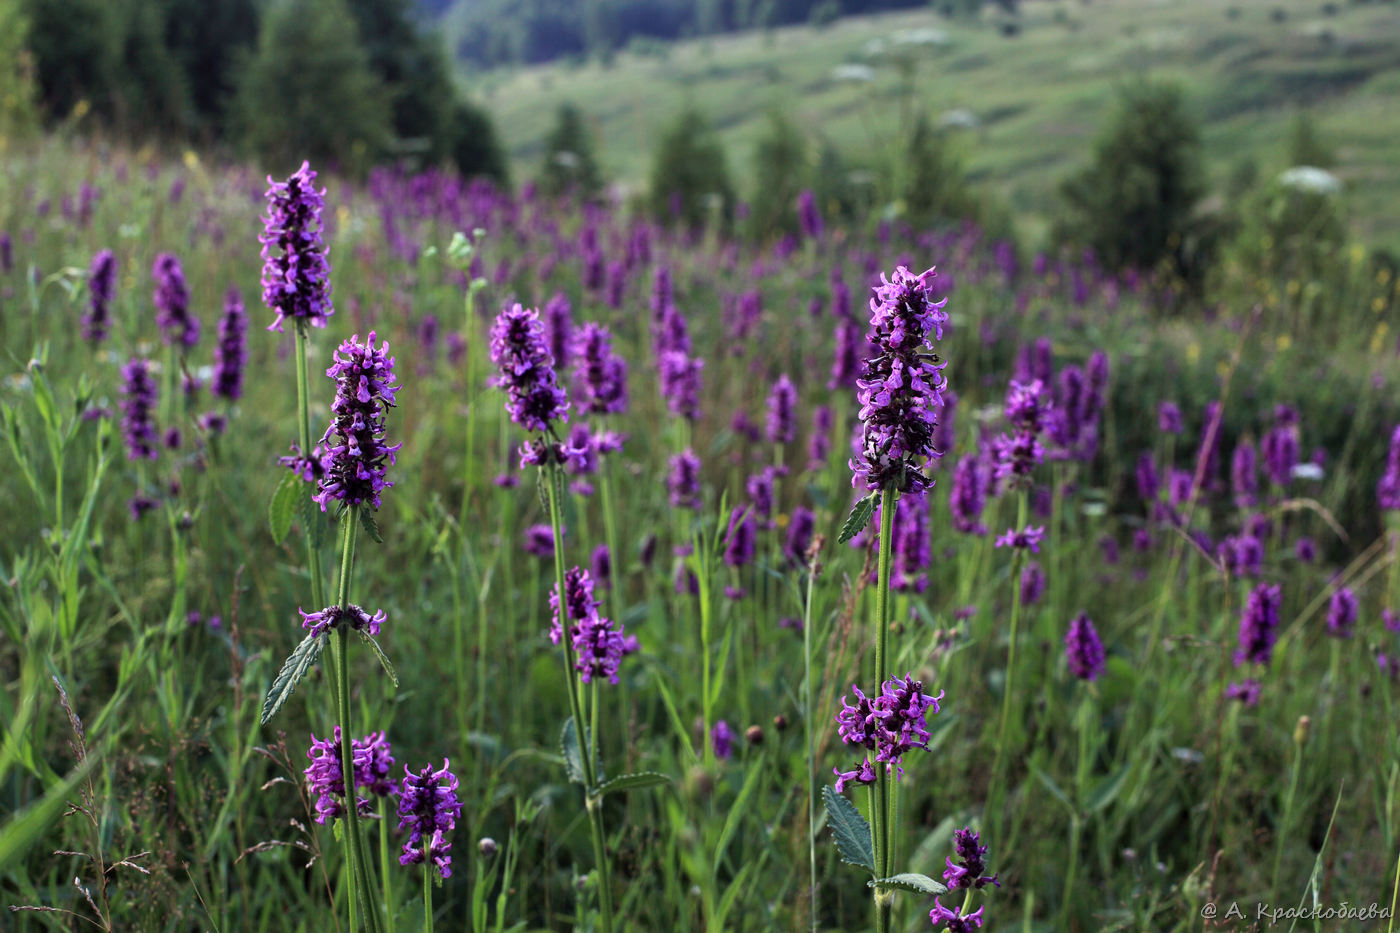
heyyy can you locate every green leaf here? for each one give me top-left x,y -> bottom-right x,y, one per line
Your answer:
867,873 -> 949,897
1032,766 -> 1077,816
559,718 -> 586,786
1086,764 -> 1132,814
300,487 -> 328,551
260,632 -> 326,724
597,771 -> 670,797
0,757 -> 97,877
358,507 -> 383,544
269,471 -> 301,545
821,785 -> 875,873
838,493 -> 877,544
358,631 -> 398,687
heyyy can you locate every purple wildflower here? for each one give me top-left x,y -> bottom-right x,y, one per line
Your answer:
724,506 -> 756,568
127,494 -> 159,521
712,720 -> 735,760
1065,612 -> 1105,680
298,604 -> 386,639
942,827 -> 999,890
668,448 -> 702,510
808,404 -> 834,469
83,249 -> 117,342
397,760 -> 462,879
314,332 -> 401,512
261,161 -> 333,331
591,544 -> 611,588
1158,402 -> 1182,434
119,359 -> 159,461
851,266 -> 950,493
212,287 -> 247,401
995,525 -> 1045,553
785,506 -> 816,566
304,728 -> 392,824
1226,679 -> 1262,706
798,190 -> 823,241
949,454 -> 986,535
152,253 -> 198,349
1378,425 -> 1400,509
491,303 -> 569,435
659,351 -> 703,421
929,899 -> 984,932
1325,587 -> 1358,638
543,291 -> 572,369
1231,440 -> 1258,508
1295,537 -> 1316,563
766,374 -> 798,445
1136,452 -> 1159,504
1019,561 -> 1045,606
833,674 -> 943,791
524,523 -> 556,558
1262,422 -> 1298,488
1234,583 -> 1282,667
573,322 -> 628,415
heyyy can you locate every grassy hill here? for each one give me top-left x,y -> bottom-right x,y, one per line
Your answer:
467,0 -> 1400,246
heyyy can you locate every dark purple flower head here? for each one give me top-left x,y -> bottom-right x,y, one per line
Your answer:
305,728 -> 395,825
299,603 -> 386,639
659,351 -> 703,421
261,161 -> 333,332
829,315 -> 865,390
1005,379 -> 1051,435
1226,679 -> 1261,706
491,303 -> 570,434
766,373 -> 798,445
1020,561 -> 1045,606
543,291 -> 572,369
992,431 -> 1043,487
314,331 -> 401,512
212,287 -> 247,401
1234,583 -> 1282,667
1065,611 -> 1105,680
785,506 -> 816,566
591,543 -> 611,588
746,468 -> 776,526
851,265 -> 950,494
550,566 -> 600,642
397,760 -> 462,879
1136,452 -> 1160,504
1378,425 -> 1400,510
929,897 -> 984,932
572,322 -> 628,415
808,404 -> 834,470
524,523 -> 556,558
128,494 -> 159,521
724,506 -> 756,567
1217,534 -> 1264,578
83,249 -> 117,342
950,453 -> 987,535
120,358 -> 159,461
153,253 -> 198,349
942,827 -> 999,891
995,525 -> 1045,553
668,448 -> 702,510
833,674 -> 943,790
549,565 -> 632,683
1325,587 -> 1358,638
280,443 -> 325,484
1261,423 -> 1298,488
1231,440 -> 1258,508
1295,537 -> 1316,563
798,189 -> 823,241
1158,401 -> 1182,435
712,720 -> 735,760
890,494 -> 931,593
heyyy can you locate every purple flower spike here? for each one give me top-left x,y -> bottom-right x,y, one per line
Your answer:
261,161 -> 333,332
1065,611 -> 1105,680
1226,679 -> 1262,706
1234,583 -> 1282,667
929,897 -> 984,932
1378,425 -> 1400,510
1325,587 -> 1358,638
491,303 -> 570,434
668,448 -> 702,510
711,720 -> 735,760
83,249 -> 117,342
314,331 -> 401,512
850,266 -> 949,494
153,252 -> 198,349
766,373 -> 798,445
304,728 -> 394,825
397,760 -> 462,879
299,603 -> 386,639
942,827 -> 999,891
549,566 -> 633,684
573,322 -> 628,415
119,359 -> 159,461
212,287 -> 247,401
995,525 -> 1045,553
834,675 -> 943,789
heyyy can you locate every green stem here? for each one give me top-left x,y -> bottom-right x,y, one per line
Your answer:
802,554 -> 818,933
423,864 -> 433,933
989,492 -> 1029,838
543,463 -> 614,933
333,514 -> 379,933
381,798 -> 395,932
872,485 -> 897,931
1271,730 -> 1305,900
598,466 -> 624,629
295,325 -> 327,611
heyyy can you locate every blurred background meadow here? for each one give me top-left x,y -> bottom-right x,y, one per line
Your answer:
2,0 -> 1400,930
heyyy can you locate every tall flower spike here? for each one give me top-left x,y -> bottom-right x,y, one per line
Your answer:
850,266 -> 949,493
212,287 -> 247,401
490,303 -> 569,433
1064,611 -> 1105,680
313,331 -> 401,512
1234,583 -> 1282,667
766,373 -> 798,445
153,252 -> 198,349
397,760 -> 463,879
261,161 -> 333,332
83,249 -> 117,343
119,359 -> 159,461
573,322 -> 628,415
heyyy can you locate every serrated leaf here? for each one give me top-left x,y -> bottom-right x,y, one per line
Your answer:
269,471 -> 301,545
560,718 -> 586,786
260,632 -> 326,724
597,771 -> 670,797
822,785 -> 875,873
299,487 -> 328,550
358,507 -> 383,544
358,631 -> 398,686
838,494 -> 877,544
867,873 -> 948,897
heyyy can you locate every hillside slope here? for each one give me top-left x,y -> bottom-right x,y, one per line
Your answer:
468,0 -> 1400,245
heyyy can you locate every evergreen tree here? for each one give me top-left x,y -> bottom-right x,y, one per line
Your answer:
1285,111 -> 1335,169
160,0 -> 260,134
1057,80 -> 1207,276
448,98 -> 511,185
22,0 -> 121,120
538,102 -> 605,199
233,0 -> 391,174
900,112 -> 976,226
747,109 -> 809,238
648,106 -> 734,229
109,0 -> 188,133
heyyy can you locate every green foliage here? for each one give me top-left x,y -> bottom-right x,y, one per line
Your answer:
22,0 -> 122,120
900,112 -> 978,227
159,0 -> 260,133
648,106 -> 734,229
0,0 -> 37,137
232,0 -> 391,174
538,102 -> 606,199
1285,111 -> 1336,170
746,109 -> 810,239
449,99 -> 512,184
1057,79 -> 1210,282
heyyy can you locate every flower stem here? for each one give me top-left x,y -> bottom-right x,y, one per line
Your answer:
423,863 -> 433,933
543,463 -> 614,933
989,491 -> 1029,841
872,485 -> 896,931
802,548 -> 819,933
295,324 -> 327,610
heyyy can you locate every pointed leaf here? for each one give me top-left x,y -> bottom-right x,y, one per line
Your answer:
838,494 -> 877,544
560,718 -> 586,786
358,631 -> 398,687
0,757 -> 97,877
1086,764 -> 1132,814
867,873 -> 948,897
261,632 -> 326,724
1032,766 -> 1077,816
597,771 -> 670,797
269,471 -> 301,545
822,785 -> 875,873
358,507 -> 383,544
300,487 -> 328,550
